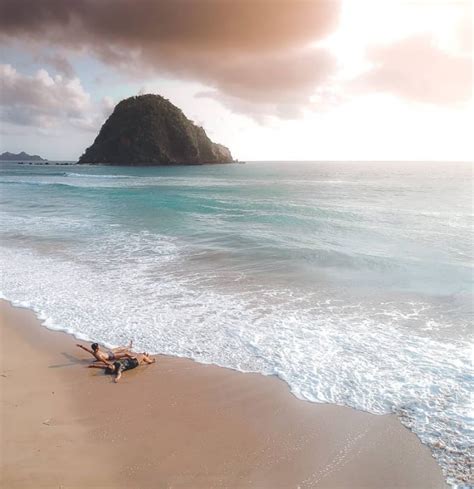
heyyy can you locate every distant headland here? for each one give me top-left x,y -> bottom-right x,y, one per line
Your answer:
0,151 -> 47,162
78,94 -> 234,166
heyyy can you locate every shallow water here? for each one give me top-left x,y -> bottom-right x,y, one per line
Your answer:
1,161 -> 472,486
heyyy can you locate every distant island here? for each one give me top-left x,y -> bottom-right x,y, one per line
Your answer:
0,151 -> 47,162
78,94 -> 234,166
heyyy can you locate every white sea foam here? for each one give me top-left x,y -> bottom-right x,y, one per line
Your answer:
0,239 -> 472,487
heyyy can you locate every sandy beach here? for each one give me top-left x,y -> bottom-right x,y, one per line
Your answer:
0,299 -> 446,488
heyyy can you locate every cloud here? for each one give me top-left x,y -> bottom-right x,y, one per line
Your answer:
0,0 -> 341,119
196,47 -> 337,120
0,64 -> 112,131
352,34 -> 472,106
3,0 -> 469,120
39,52 -> 75,78
457,4 -> 473,55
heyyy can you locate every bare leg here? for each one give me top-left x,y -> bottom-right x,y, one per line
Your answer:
111,339 -> 133,355
136,353 -> 155,365
113,352 -> 132,360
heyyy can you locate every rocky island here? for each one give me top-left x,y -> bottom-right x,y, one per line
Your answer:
0,151 -> 47,162
78,94 -> 233,165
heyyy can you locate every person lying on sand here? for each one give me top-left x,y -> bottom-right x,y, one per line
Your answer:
76,341 -> 133,364
88,353 -> 156,383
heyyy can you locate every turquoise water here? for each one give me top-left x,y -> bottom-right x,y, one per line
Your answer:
1,161 -> 472,486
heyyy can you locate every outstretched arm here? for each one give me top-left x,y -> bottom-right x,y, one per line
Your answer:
114,371 -> 122,383
77,344 -> 94,355
87,364 -> 107,369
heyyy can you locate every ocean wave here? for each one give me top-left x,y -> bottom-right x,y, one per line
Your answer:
0,171 -> 68,177
65,172 -> 132,179
1,175 -> 239,189
0,242 -> 472,487
0,179 -> 79,188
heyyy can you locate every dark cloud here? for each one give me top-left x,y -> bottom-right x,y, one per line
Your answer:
353,34 -> 472,106
0,0 -> 339,52
0,0 -> 341,119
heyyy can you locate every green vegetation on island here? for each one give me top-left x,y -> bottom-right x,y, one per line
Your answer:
79,94 -> 234,165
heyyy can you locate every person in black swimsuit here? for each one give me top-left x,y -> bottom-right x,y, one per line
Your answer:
88,352 -> 155,383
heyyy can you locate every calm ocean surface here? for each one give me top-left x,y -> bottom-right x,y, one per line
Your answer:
0,161 -> 472,486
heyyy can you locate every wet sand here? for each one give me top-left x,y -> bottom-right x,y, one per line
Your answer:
0,299 -> 446,488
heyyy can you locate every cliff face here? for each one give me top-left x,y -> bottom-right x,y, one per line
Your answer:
78,95 -> 233,165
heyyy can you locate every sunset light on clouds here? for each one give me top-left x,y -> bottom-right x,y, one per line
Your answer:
0,0 -> 472,161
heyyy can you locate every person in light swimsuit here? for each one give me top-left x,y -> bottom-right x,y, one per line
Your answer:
76,341 -> 133,364
88,352 -> 156,383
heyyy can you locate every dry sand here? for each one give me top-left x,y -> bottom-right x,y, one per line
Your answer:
0,299 -> 446,488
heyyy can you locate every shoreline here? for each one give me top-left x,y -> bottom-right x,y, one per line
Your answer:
1,299 -> 447,488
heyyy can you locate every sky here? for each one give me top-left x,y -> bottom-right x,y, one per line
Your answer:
0,0 -> 472,161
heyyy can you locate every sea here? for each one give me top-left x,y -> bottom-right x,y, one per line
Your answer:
0,161 -> 472,486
